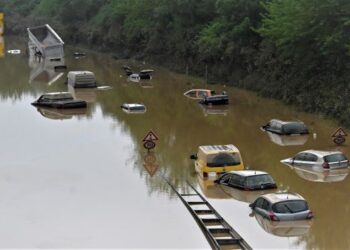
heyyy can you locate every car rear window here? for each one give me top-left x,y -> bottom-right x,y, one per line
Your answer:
282,123 -> 307,134
324,153 -> 348,163
272,200 -> 308,214
246,174 -> 274,188
207,153 -> 241,167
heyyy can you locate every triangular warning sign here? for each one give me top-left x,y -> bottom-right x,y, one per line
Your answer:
332,127 -> 347,137
143,130 -> 159,141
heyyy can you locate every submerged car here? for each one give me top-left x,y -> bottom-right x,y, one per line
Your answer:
199,94 -> 229,105
191,144 -> 244,176
67,71 -> 97,88
249,192 -> 313,221
31,92 -> 87,109
281,150 -> 349,169
262,119 -> 309,135
139,69 -> 154,79
128,73 -> 140,82
197,175 -> 276,202
184,89 -> 214,100
214,170 -> 277,190
121,103 -> 146,114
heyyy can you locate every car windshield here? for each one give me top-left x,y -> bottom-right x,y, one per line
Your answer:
282,123 -> 307,134
246,174 -> 274,188
324,153 -> 347,163
272,200 -> 308,214
130,106 -> 145,111
207,153 -> 240,167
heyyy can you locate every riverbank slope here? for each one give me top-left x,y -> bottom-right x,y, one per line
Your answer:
1,0 -> 350,125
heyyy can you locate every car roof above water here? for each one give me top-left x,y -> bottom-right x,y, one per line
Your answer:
226,170 -> 268,177
269,119 -> 305,125
121,103 -> 145,109
299,149 -> 343,157
40,92 -> 73,100
262,192 -> 305,204
199,144 -> 239,154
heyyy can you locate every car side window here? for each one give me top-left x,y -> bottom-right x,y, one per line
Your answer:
261,199 -> 270,211
255,198 -> 264,208
304,153 -> 317,162
229,174 -> 242,187
294,153 -> 305,161
219,174 -> 231,184
275,122 -> 282,131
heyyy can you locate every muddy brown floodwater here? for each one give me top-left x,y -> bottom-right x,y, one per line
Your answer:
0,36 -> 349,249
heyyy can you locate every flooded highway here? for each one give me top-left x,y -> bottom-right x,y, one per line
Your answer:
1,36 -> 350,249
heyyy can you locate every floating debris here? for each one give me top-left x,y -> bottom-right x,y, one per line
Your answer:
7,49 -> 21,54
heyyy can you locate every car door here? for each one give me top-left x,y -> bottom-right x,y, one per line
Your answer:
228,174 -> 242,189
254,198 -> 270,218
218,174 -> 232,186
292,153 -> 307,166
301,153 -> 317,166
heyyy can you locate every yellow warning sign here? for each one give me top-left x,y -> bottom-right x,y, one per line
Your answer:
0,13 -> 4,35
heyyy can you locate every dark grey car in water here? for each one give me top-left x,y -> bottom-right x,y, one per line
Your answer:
214,170 -> 277,190
262,119 -> 309,135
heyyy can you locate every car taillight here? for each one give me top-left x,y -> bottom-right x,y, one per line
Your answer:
307,211 -> 314,219
322,162 -> 330,169
269,212 -> 279,221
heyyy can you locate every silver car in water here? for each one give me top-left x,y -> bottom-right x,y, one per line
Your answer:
281,150 -> 349,169
249,192 -> 313,221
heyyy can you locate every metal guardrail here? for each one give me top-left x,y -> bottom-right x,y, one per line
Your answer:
162,175 -> 252,250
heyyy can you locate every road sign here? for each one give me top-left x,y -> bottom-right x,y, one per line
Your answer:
332,127 -> 347,145
143,130 -> 158,150
332,127 -> 347,137
143,140 -> 156,150
334,136 -> 346,145
143,130 -> 159,142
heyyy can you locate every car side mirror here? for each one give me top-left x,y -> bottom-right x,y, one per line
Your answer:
214,179 -> 219,184
190,154 -> 198,160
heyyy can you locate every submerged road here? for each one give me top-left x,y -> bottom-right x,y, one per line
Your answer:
0,37 -> 350,248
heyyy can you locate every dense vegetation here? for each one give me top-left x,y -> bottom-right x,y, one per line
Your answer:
1,0 -> 350,125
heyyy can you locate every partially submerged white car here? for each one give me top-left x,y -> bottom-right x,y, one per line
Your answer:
281,150 -> 349,169
121,103 -> 146,114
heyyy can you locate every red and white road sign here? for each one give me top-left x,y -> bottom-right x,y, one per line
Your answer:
332,127 -> 347,137
143,130 -> 159,142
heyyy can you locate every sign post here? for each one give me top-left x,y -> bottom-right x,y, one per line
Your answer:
143,130 -> 159,151
0,13 -> 3,35
332,127 -> 347,145
0,13 -> 3,58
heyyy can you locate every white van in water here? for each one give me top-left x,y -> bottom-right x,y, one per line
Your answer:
67,71 -> 97,88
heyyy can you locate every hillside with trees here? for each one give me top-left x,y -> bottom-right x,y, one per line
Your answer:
1,0 -> 350,124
